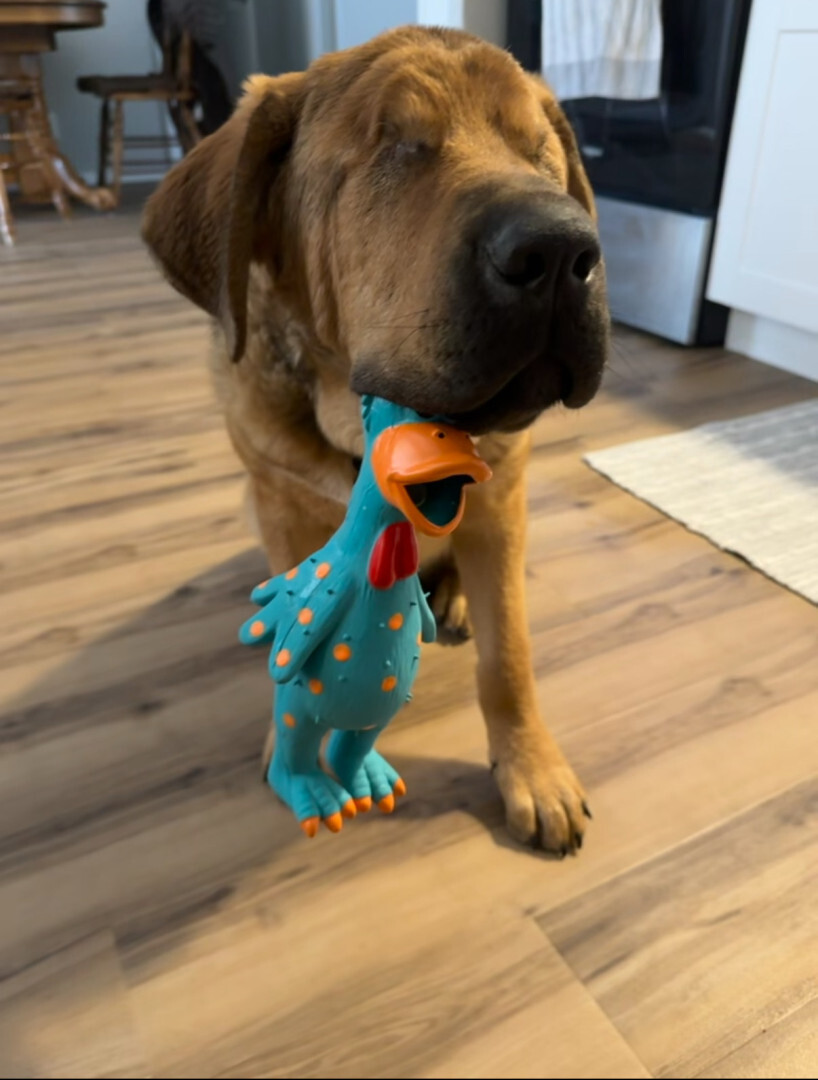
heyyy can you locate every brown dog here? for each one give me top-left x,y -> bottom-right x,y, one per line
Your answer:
142,26 -> 609,853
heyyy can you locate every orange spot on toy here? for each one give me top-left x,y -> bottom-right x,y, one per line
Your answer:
394,777 -> 407,797
417,632 -> 422,645
381,675 -> 397,692
324,812 -> 343,833
285,567 -> 298,580
316,562 -> 331,579
298,608 -> 313,625
333,643 -> 352,661
309,678 -> 324,695
283,712 -> 296,728
388,612 -> 404,630
301,817 -> 319,838
275,648 -> 291,667
249,620 -> 265,638
258,579 -> 270,589
378,792 -> 395,813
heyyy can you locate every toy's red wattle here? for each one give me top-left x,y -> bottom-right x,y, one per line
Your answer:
368,522 -> 419,589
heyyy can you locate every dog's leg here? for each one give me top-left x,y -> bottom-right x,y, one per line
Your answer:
418,537 -> 472,645
245,472 -> 342,577
452,432 -> 589,855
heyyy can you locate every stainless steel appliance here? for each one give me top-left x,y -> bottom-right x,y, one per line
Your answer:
508,0 -> 753,345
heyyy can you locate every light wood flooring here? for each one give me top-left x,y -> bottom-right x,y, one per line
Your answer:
1,194 -> 817,1079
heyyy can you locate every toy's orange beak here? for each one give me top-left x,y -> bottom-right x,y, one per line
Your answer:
371,421 -> 492,537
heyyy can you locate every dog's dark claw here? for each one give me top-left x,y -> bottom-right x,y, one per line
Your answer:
574,831 -> 583,850
490,760 -> 498,774
582,801 -> 593,820
559,845 -> 568,859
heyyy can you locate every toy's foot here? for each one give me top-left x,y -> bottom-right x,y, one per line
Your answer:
268,758 -> 355,838
326,739 -> 407,816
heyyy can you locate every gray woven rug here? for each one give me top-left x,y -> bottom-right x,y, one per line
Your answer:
585,399 -> 818,605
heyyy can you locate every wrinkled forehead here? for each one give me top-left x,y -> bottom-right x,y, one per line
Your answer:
325,42 -> 547,150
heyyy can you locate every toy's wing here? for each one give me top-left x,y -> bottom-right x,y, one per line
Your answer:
414,578 -> 437,644
238,569 -> 289,647
250,574 -> 284,607
241,568 -> 356,684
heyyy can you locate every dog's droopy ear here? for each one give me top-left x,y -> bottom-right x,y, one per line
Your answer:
142,73 -> 304,361
526,74 -> 596,222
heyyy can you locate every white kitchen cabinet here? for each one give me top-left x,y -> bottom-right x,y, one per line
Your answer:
707,0 -> 818,380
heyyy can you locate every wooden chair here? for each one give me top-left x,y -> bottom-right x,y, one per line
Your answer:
76,27 -> 201,206
0,76 -> 68,246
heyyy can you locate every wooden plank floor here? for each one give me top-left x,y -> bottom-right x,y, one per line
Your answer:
1,194 -> 817,1079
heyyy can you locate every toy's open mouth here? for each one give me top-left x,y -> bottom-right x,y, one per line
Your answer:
404,475 -> 475,529
372,422 -> 492,537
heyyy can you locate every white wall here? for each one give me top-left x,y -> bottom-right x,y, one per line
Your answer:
418,0 -> 507,45
332,0 -> 507,50
333,0 -> 417,51
252,0 -> 508,68
40,0 -> 170,184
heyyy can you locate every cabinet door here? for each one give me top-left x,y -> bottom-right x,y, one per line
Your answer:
707,0 -> 818,335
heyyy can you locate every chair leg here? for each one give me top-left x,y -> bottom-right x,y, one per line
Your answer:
180,103 -> 202,149
171,102 -> 201,155
0,169 -> 15,246
98,98 -> 111,188
111,99 -> 124,207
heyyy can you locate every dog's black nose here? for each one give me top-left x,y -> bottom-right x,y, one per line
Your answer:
482,196 -> 601,299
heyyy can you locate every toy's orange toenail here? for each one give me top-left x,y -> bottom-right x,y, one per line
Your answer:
417,632 -> 422,645
308,678 -> 323,694
276,648 -> 291,666
249,620 -> 265,638
393,777 -> 407,797
378,793 -> 395,813
388,612 -> 403,630
258,579 -> 270,589
300,817 -> 319,838
285,567 -> 298,580
324,812 -> 343,833
316,562 -> 331,579
283,712 -> 296,728
298,608 -> 313,625
381,675 -> 397,692
341,799 -> 357,819
333,643 -> 352,661
355,796 -> 372,813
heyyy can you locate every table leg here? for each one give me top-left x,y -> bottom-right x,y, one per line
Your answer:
28,62 -> 116,211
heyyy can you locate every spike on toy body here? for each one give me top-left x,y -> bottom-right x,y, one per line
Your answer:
240,395 -> 491,836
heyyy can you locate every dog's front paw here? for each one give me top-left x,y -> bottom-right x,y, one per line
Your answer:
492,726 -> 590,855
420,554 -> 472,645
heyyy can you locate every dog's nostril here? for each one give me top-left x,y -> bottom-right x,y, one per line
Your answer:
571,247 -> 600,284
489,247 -> 548,288
521,252 -> 547,285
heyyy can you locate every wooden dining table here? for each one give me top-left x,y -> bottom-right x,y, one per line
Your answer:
0,0 -> 115,211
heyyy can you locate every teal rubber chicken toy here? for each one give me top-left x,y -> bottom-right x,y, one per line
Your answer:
240,395 -> 492,837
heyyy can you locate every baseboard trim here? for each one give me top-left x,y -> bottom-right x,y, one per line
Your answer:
727,310 -> 818,383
